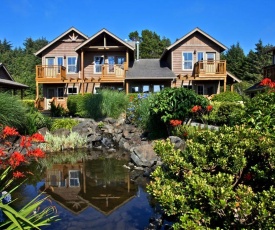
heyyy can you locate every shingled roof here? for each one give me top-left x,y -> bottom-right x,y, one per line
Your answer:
126,59 -> 176,80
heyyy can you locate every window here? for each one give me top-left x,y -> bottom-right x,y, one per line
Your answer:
206,52 -> 216,61
67,57 -> 77,73
67,87 -> 78,95
182,52 -> 193,70
197,85 -> 204,95
117,57 -> 125,64
57,57 -> 63,73
143,85 -> 149,93
108,56 -> 115,73
153,85 -> 164,92
69,170 -> 80,187
183,85 -> 192,90
197,52 -> 204,61
94,56 -> 104,73
57,87 -> 64,97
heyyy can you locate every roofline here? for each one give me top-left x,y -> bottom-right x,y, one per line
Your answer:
34,27 -> 89,57
226,71 -> 242,83
75,28 -> 135,51
0,63 -> 14,81
160,27 -> 227,59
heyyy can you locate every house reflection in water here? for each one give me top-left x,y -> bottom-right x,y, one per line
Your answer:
41,158 -> 137,215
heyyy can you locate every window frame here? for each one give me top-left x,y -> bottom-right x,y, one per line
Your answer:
67,86 -> 78,95
67,56 -> 77,74
69,170 -> 80,187
182,52 -> 193,70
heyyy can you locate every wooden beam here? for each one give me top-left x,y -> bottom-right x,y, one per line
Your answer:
81,50 -> 84,95
224,77 -> 227,92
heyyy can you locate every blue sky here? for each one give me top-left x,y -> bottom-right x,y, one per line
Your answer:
1,0 -> 275,55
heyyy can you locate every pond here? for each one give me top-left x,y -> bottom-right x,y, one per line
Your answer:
11,150 -> 172,230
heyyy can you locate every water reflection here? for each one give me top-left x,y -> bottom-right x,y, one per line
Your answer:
41,154 -> 137,216
12,150 -> 168,230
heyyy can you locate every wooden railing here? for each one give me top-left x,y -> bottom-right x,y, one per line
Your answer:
35,97 -> 67,110
194,60 -> 226,75
95,63 -> 126,78
36,65 -> 66,80
263,64 -> 275,81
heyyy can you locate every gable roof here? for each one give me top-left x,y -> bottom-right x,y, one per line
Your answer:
226,71 -> 241,83
161,27 -> 227,59
0,63 -> 28,89
35,27 -> 88,57
75,28 -> 135,51
126,59 -> 176,80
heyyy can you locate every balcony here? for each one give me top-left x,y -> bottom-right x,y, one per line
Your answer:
36,65 -> 67,82
263,64 -> 275,81
194,60 -> 226,77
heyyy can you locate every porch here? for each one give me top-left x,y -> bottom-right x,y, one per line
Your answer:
35,97 -> 68,111
193,60 -> 226,77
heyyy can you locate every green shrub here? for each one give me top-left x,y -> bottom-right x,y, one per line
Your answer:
22,99 -> 36,110
150,88 -> 209,123
212,91 -> 243,102
203,102 -> 244,126
50,118 -> 79,132
50,102 -> 68,117
67,90 -> 128,119
148,125 -> 275,229
25,111 -> 53,134
0,92 -> 27,131
241,91 -> 275,134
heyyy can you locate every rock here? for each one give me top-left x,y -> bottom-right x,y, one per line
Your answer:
168,136 -> 185,150
130,144 -> 159,167
52,128 -> 70,137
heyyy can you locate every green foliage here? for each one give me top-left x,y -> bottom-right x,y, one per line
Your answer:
40,131 -> 87,152
50,118 -> 79,132
22,99 -> 35,110
206,102 -> 244,126
67,90 -> 128,119
25,110 -> 53,134
0,92 -> 27,130
50,102 -> 68,117
128,29 -> 171,58
148,125 -> 275,229
241,91 -> 275,134
0,168 -> 59,229
212,91 -> 243,102
150,88 -> 209,123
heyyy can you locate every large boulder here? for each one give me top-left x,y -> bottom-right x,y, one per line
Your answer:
130,144 -> 160,167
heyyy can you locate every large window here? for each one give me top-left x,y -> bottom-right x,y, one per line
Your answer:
182,52 -> 193,70
67,57 -> 77,73
94,56 -> 104,73
69,170 -> 80,187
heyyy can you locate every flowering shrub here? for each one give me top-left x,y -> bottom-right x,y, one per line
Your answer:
0,125 -> 59,229
148,125 -> 275,229
260,77 -> 275,88
169,119 -> 182,127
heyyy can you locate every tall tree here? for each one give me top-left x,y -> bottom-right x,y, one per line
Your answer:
222,42 -> 246,80
128,29 -> 171,59
243,40 -> 273,83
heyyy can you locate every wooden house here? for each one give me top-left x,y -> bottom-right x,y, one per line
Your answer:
160,27 -> 241,96
34,27 -> 136,110
0,63 -> 28,98
34,27 -> 240,110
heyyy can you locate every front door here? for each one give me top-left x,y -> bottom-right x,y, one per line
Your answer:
108,56 -> 115,73
46,88 -> 55,110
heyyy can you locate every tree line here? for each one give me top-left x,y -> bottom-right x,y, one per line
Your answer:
0,30 -> 273,98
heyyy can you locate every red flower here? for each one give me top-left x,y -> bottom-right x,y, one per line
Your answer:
2,126 -> 19,138
8,152 -> 26,168
206,105 -> 213,112
31,133 -> 45,143
169,119 -> 182,127
27,148 -> 45,158
20,136 -> 32,148
13,171 -> 25,178
260,78 -> 272,86
191,105 -> 202,113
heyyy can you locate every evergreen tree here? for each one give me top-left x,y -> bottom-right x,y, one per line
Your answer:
128,29 -> 171,58
223,42 -> 246,80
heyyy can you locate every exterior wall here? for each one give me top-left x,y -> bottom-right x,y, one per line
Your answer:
83,51 -> 127,79
127,80 -> 171,93
172,32 -> 222,77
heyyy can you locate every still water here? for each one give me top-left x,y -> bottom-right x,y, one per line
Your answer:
12,150 -> 169,230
